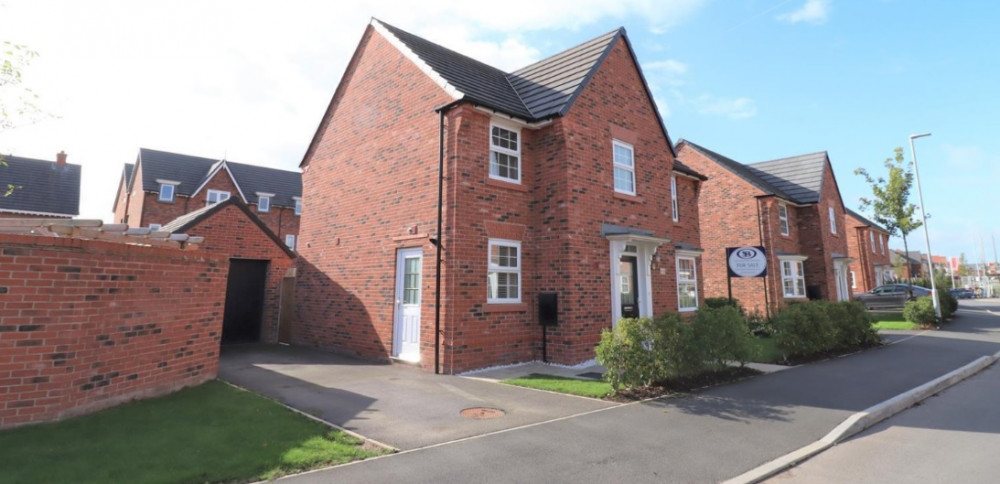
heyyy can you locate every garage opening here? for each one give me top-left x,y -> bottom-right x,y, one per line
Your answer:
222,259 -> 269,344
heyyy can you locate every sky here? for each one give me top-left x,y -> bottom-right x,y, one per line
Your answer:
1,0 -> 998,263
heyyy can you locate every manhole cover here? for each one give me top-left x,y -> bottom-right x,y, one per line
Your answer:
460,407 -> 505,420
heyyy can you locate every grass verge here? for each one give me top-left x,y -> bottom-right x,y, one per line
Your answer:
0,380 -> 387,484
749,336 -> 784,364
502,373 -> 613,398
873,320 -> 921,330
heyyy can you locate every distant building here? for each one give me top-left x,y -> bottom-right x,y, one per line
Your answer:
0,151 -> 80,218
844,208 -> 892,293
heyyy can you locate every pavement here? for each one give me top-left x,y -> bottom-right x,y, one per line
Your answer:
218,299 -> 1000,483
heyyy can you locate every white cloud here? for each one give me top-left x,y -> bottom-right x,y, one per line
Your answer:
777,0 -> 831,25
691,95 -> 758,119
0,0 -> 709,221
644,59 -> 688,75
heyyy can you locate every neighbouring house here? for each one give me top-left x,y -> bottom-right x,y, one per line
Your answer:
295,19 -> 706,373
891,250 -> 929,280
112,148 -> 302,250
161,198 -> 296,345
844,208 -> 893,293
0,151 -> 80,218
675,140 -> 851,315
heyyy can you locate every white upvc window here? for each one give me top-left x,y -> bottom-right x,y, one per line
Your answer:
257,193 -> 273,213
676,256 -> 698,311
487,239 -> 521,303
870,231 -> 876,252
880,234 -> 886,254
778,203 -> 789,236
612,140 -> 635,195
489,123 -> 521,183
207,189 -> 230,205
294,197 -> 302,215
285,234 -> 296,250
850,271 -> 857,289
780,258 -> 807,298
829,206 -> 837,234
158,184 -> 175,202
670,175 -> 679,222
149,223 -> 162,231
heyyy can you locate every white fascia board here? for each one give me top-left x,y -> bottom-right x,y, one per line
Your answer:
371,19 -> 464,101
190,161 -> 248,203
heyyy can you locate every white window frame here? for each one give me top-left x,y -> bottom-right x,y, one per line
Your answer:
850,271 -> 857,289
870,231 -> 876,252
670,175 -> 679,222
778,203 -> 789,236
676,256 -> 698,311
257,192 -> 274,213
488,122 -> 521,184
612,140 -> 635,195
487,239 -> 521,304
285,234 -> 296,250
158,183 -> 175,202
206,189 -> 230,205
779,256 -> 808,298
294,197 -> 302,215
880,234 -> 886,254
149,223 -> 162,231
829,206 -> 837,234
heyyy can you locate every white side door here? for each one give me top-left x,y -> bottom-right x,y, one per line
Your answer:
393,248 -> 422,362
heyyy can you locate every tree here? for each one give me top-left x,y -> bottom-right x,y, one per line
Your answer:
856,147 -> 922,295
1,41 -> 39,196
957,253 -> 971,277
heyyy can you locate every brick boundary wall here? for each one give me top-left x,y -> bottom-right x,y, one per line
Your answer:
0,233 -> 228,429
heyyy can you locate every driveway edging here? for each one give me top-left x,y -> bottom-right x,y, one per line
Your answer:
722,352 -> 1000,484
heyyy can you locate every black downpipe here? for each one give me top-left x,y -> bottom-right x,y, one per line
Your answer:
434,109 -> 445,374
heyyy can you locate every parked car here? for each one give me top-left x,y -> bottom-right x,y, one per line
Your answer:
949,288 -> 975,299
853,284 -> 932,310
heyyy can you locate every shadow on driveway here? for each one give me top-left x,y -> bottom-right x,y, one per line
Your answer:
218,344 -> 616,450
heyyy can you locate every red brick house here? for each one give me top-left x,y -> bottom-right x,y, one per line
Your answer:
112,148 -> 301,249
0,152 -> 80,218
844,208 -> 893,293
676,140 -> 851,315
161,198 -> 295,344
295,20 -> 706,373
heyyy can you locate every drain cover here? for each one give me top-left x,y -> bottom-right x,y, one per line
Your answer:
460,407 -> 505,420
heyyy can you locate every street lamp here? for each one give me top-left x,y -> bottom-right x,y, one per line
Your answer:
909,132 -> 941,321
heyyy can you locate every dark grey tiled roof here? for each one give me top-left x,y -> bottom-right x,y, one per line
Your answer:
135,148 -> 301,207
160,200 -> 216,233
845,208 -> 888,233
678,140 -> 792,199
376,20 -> 621,122
0,155 -> 80,216
746,152 -> 828,204
672,159 -> 707,180
123,163 -> 135,191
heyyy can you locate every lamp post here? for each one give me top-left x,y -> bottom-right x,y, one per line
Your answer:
909,132 -> 941,321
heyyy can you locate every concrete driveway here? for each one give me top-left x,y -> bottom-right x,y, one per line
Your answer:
218,344 -> 616,450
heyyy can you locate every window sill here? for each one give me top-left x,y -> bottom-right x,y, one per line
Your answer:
678,307 -> 698,313
783,295 -> 807,299
486,177 -> 528,192
613,192 -> 641,203
483,303 -> 528,312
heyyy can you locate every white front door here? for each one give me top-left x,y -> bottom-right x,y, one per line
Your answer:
393,247 -> 422,362
834,263 -> 849,301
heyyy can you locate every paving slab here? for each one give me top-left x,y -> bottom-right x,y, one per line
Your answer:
218,344 -> 616,450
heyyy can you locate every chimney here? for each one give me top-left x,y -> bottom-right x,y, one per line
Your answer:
56,151 -> 67,168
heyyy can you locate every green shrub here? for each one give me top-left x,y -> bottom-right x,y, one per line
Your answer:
595,317 -> 663,392
692,306 -> 753,369
937,288 -> 958,320
903,297 -> 936,325
771,301 -> 837,358
703,297 -> 745,315
746,310 -> 774,337
833,300 -> 880,348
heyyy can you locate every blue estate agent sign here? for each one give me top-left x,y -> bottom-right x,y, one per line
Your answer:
727,246 -> 767,278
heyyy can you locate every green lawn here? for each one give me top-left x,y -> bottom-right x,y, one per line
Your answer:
749,336 -> 785,364
873,320 -> 921,330
869,311 -> 905,322
0,381 -> 386,484
502,373 -> 613,398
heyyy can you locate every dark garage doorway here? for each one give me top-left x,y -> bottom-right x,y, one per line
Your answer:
222,259 -> 269,344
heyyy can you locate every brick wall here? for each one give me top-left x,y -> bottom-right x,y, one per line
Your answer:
797,164 -> 849,301
0,234 -> 228,429
845,213 -> 892,293
182,202 -> 295,342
